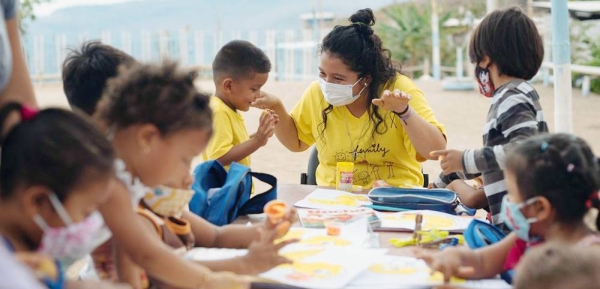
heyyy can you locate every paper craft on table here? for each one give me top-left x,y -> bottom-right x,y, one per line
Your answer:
260,247 -> 387,289
297,207 -> 378,228
375,210 -> 477,233
294,189 -> 372,210
347,255 -> 511,289
277,221 -> 371,250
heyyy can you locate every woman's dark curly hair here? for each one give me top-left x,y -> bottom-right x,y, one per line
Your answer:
318,8 -> 401,139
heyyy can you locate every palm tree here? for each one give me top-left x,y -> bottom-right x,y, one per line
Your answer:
19,0 -> 52,34
376,3 -> 453,75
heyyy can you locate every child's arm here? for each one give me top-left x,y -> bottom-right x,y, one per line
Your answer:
183,210 -> 257,248
100,181 -> 250,289
65,281 -> 132,289
115,216 -> 153,289
435,96 -> 541,175
183,206 -> 296,249
194,226 -> 296,275
415,233 -> 517,282
447,180 -> 488,209
252,92 -> 309,152
216,110 -> 276,166
0,16 -> 37,107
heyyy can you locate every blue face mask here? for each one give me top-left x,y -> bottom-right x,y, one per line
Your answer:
500,195 -> 539,242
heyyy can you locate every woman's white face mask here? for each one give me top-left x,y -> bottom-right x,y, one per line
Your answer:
319,77 -> 367,106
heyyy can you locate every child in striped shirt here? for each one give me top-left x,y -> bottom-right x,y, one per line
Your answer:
431,7 -> 548,232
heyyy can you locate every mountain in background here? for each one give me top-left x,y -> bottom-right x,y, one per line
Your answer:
26,0 -> 402,36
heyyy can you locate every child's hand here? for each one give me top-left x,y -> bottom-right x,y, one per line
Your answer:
264,206 -> 298,239
373,180 -> 392,188
242,227 -> 298,274
372,89 -> 411,113
414,248 -> 475,284
430,150 -> 465,175
251,91 -> 281,110
253,110 -> 277,147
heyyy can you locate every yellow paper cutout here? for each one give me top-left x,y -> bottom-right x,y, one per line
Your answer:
308,194 -> 369,207
285,262 -> 344,281
275,228 -> 306,244
429,271 -> 466,284
383,213 -> 456,230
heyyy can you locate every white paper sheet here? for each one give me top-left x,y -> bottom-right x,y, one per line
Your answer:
260,248 -> 388,289
375,210 -> 477,232
184,247 -> 247,261
347,255 -> 511,289
277,226 -> 370,250
294,189 -> 372,210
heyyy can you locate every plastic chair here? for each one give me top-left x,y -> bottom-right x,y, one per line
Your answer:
300,146 -> 319,185
300,146 -> 429,188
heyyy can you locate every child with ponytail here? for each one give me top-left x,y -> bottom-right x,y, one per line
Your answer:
416,133 -> 600,282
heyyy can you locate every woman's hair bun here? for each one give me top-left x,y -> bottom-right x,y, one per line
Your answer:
349,8 -> 375,35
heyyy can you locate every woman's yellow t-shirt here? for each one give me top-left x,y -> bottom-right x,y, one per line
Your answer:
290,73 -> 445,189
201,96 -> 251,168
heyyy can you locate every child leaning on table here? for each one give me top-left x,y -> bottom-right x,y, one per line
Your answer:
95,61 -> 298,288
62,42 -> 297,288
416,134 -> 600,283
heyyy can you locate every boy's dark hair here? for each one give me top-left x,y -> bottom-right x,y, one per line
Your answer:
0,102 -> 115,201
98,61 -> 212,135
469,7 -> 543,80
506,133 -> 600,230
212,40 -> 271,80
62,41 -> 137,115
319,8 -> 401,137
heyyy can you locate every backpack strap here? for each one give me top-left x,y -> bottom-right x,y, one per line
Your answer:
239,172 -> 277,215
464,219 -> 506,248
137,207 -> 164,237
164,216 -> 195,250
464,219 -> 514,284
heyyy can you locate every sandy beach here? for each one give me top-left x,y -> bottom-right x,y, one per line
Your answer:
36,78 -> 600,187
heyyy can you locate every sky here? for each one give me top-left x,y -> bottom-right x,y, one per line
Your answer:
33,0 -> 144,16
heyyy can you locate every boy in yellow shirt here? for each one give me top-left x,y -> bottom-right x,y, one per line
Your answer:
202,40 -> 278,168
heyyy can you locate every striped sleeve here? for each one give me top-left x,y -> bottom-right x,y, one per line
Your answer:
463,93 -> 539,174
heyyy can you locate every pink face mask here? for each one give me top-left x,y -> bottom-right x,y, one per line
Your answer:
33,193 -> 110,266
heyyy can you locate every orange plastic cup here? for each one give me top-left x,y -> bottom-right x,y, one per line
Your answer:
264,200 -> 288,224
324,220 -> 342,236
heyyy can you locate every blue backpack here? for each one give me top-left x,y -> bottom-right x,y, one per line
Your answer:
189,161 -> 277,226
464,219 -> 514,284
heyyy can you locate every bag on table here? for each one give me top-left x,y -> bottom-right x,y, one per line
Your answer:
367,187 -> 459,214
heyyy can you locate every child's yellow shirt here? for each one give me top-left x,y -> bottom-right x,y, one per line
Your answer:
202,96 -> 251,168
290,73 -> 445,189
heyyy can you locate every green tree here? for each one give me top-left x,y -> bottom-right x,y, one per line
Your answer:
19,0 -> 51,34
584,37 -> 600,94
375,2 -> 457,77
